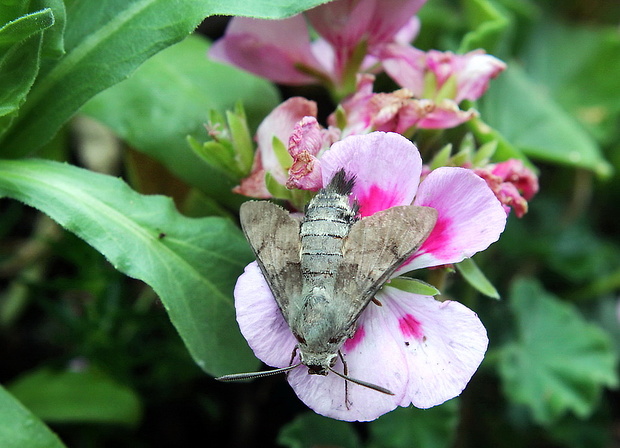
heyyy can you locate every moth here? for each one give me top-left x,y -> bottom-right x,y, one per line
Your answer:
217,169 -> 437,395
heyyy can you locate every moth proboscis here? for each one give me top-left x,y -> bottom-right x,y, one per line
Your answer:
217,169 -> 437,396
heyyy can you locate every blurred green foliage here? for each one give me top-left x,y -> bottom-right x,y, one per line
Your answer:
0,0 -> 619,446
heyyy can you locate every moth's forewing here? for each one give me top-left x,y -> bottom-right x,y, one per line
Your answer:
239,201 -> 302,314
333,205 -> 438,332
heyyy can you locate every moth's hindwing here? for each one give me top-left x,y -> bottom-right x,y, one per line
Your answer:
334,205 -> 438,325
239,201 -> 302,314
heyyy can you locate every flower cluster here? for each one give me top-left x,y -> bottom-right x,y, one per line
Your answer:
204,0 -> 539,422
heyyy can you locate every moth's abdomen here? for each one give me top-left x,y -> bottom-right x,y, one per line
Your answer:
300,186 -> 357,281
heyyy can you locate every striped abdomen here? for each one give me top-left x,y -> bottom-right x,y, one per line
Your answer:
300,172 -> 358,293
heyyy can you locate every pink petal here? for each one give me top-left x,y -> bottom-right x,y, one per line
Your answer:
455,51 -> 506,103
379,286 -> 488,408
319,132 -> 422,216
365,0 -> 427,46
256,97 -> 318,184
379,43 -> 427,96
327,74 -> 376,135
209,16 -> 322,85
287,300 -> 408,421
401,167 -> 506,271
234,262 -> 297,368
305,0 -> 376,50
409,99 -> 479,129
393,16 -> 421,45
306,0 -> 427,48
233,152 -> 270,199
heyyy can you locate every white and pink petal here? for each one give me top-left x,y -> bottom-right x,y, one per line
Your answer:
320,132 -> 422,216
378,286 -> 488,408
234,262 -> 297,368
398,167 -> 506,272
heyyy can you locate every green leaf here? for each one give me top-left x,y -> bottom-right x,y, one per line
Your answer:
7,367 -> 141,426
519,19 -> 620,144
0,0 -> 66,58
0,385 -> 66,448
0,8 -> 55,134
0,0 -> 325,158
0,159 -> 257,376
0,8 -> 54,46
455,257 -> 500,299
466,116 -> 530,164
498,278 -> 619,424
82,34 -> 279,204
277,412 -> 361,448
459,0 -> 510,53
368,400 -> 459,448
388,277 -> 440,297
479,65 -> 612,177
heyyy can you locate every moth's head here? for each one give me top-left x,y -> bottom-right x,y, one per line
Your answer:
299,350 -> 337,376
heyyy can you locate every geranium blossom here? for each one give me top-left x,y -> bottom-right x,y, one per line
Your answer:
210,0 -> 427,95
474,159 -> 540,217
328,74 -> 479,135
233,97 -> 323,198
380,47 -> 506,103
234,132 -> 506,421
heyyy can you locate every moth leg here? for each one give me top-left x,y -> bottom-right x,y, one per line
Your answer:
338,350 -> 353,410
287,346 -> 299,371
371,297 -> 383,306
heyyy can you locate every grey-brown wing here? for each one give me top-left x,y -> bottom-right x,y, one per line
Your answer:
334,205 -> 437,326
239,201 -> 302,314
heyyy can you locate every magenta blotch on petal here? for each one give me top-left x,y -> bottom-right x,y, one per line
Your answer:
343,326 -> 366,351
398,313 -> 424,340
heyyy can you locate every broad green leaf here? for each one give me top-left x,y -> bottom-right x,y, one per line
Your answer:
82,34 -> 279,203
0,0 -> 330,158
479,65 -> 612,177
459,0 -> 510,53
368,400 -> 459,448
498,278 -> 618,424
8,367 -> 141,426
456,257 -> 500,299
0,385 -> 66,448
0,159 -> 257,376
277,412 -> 361,448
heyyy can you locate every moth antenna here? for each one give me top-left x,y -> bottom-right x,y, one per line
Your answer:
215,363 -> 303,382
328,367 -> 394,395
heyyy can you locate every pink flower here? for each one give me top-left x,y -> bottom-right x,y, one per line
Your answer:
234,98 -> 341,199
234,132 -> 507,421
381,46 -> 506,103
474,159 -> 539,217
210,0 -> 427,94
329,75 -> 478,134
